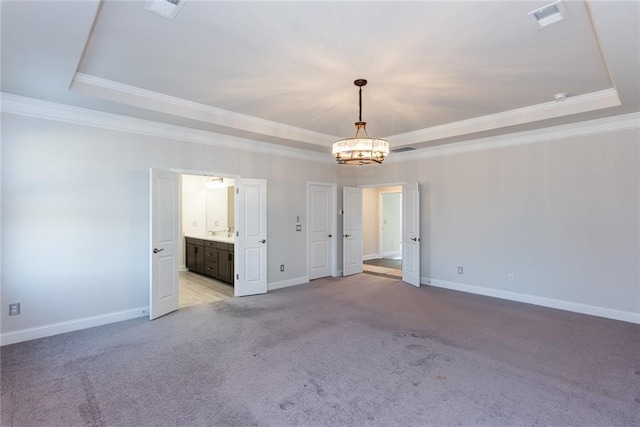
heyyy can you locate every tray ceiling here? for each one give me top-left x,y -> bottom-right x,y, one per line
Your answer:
2,1 -> 638,154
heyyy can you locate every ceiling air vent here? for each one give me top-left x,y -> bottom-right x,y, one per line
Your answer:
145,0 -> 187,20
528,1 -> 568,28
391,147 -> 417,153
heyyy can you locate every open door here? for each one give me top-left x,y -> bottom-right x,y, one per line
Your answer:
343,186 -> 363,276
402,182 -> 421,287
235,178 -> 268,296
149,169 -> 179,319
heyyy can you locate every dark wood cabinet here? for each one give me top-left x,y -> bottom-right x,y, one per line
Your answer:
204,241 -> 217,278
186,238 -> 234,285
185,238 -> 205,274
217,243 -> 234,283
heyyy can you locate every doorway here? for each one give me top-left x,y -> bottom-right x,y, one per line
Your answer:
362,186 -> 403,278
151,169 -> 268,319
180,174 -> 235,308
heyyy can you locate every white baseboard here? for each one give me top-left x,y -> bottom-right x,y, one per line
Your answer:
1,307 -> 149,346
362,253 -> 380,261
268,276 -> 309,291
424,277 -> 640,324
382,251 -> 401,258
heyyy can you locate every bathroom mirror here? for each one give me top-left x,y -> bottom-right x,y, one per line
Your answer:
206,182 -> 235,232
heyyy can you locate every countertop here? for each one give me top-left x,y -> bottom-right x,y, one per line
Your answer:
185,234 -> 235,244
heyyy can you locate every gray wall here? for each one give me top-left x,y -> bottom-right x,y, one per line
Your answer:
1,113 -> 355,335
358,128 -> 640,318
2,111 -> 639,341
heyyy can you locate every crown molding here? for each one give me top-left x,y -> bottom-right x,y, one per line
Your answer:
72,74 -> 622,151
386,111 -> 640,163
388,88 -> 621,146
0,93 -> 334,164
3,93 -> 637,166
71,72 -> 338,146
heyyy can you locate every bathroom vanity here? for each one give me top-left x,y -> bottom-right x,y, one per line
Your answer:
185,235 -> 234,285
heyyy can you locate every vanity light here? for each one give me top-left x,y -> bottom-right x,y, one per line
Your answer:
206,177 -> 224,189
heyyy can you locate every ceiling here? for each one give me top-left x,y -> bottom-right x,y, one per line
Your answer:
2,1 -> 639,156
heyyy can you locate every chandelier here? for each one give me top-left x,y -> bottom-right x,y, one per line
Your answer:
332,79 -> 389,165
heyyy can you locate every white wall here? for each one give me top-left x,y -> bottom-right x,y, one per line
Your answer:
362,186 -> 402,259
182,174 -> 208,237
358,126 -> 640,322
1,113 -> 353,342
381,192 -> 402,256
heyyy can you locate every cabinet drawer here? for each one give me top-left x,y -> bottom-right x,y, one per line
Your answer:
204,240 -> 217,248
186,237 -> 205,246
204,249 -> 217,261
204,262 -> 217,277
216,242 -> 230,251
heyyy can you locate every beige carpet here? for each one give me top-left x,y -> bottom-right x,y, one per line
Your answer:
2,274 -> 638,426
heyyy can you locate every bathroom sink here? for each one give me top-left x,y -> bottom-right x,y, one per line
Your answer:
199,234 -> 235,243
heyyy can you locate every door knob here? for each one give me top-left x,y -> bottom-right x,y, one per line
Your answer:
153,248 -> 164,253
411,237 -> 417,241
344,234 -> 351,238
328,234 -> 332,238
259,239 -> 266,243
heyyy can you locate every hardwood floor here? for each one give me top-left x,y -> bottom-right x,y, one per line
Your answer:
179,270 -> 233,308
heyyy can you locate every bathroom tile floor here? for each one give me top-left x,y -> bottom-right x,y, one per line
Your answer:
179,271 -> 233,308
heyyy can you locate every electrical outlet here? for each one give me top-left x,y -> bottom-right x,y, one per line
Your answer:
9,303 -> 20,316
508,273 -> 514,281
192,221 -> 197,227
458,266 -> 464,274
280,265 -> 285,272
296,225 -> 302,231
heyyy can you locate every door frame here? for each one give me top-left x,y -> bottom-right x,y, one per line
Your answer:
306,182 -> 338,279
173,168 -> 240,277
360,182 -> 405,260
151,168 -> 244,311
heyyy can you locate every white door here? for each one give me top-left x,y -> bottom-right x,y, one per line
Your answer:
235,178 -> 268,296
308,183 -> 336,280
149,169 -> 179,319
402,182 -> 421,287
343,187 -> 363,276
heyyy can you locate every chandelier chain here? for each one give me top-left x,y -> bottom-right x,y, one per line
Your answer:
359,86 -> 363,123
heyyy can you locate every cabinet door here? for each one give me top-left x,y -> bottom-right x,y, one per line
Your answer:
186,243 -> 197,271
195,244 -> 205,274
217,250 -> 230,283
228,250 -> 234,286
